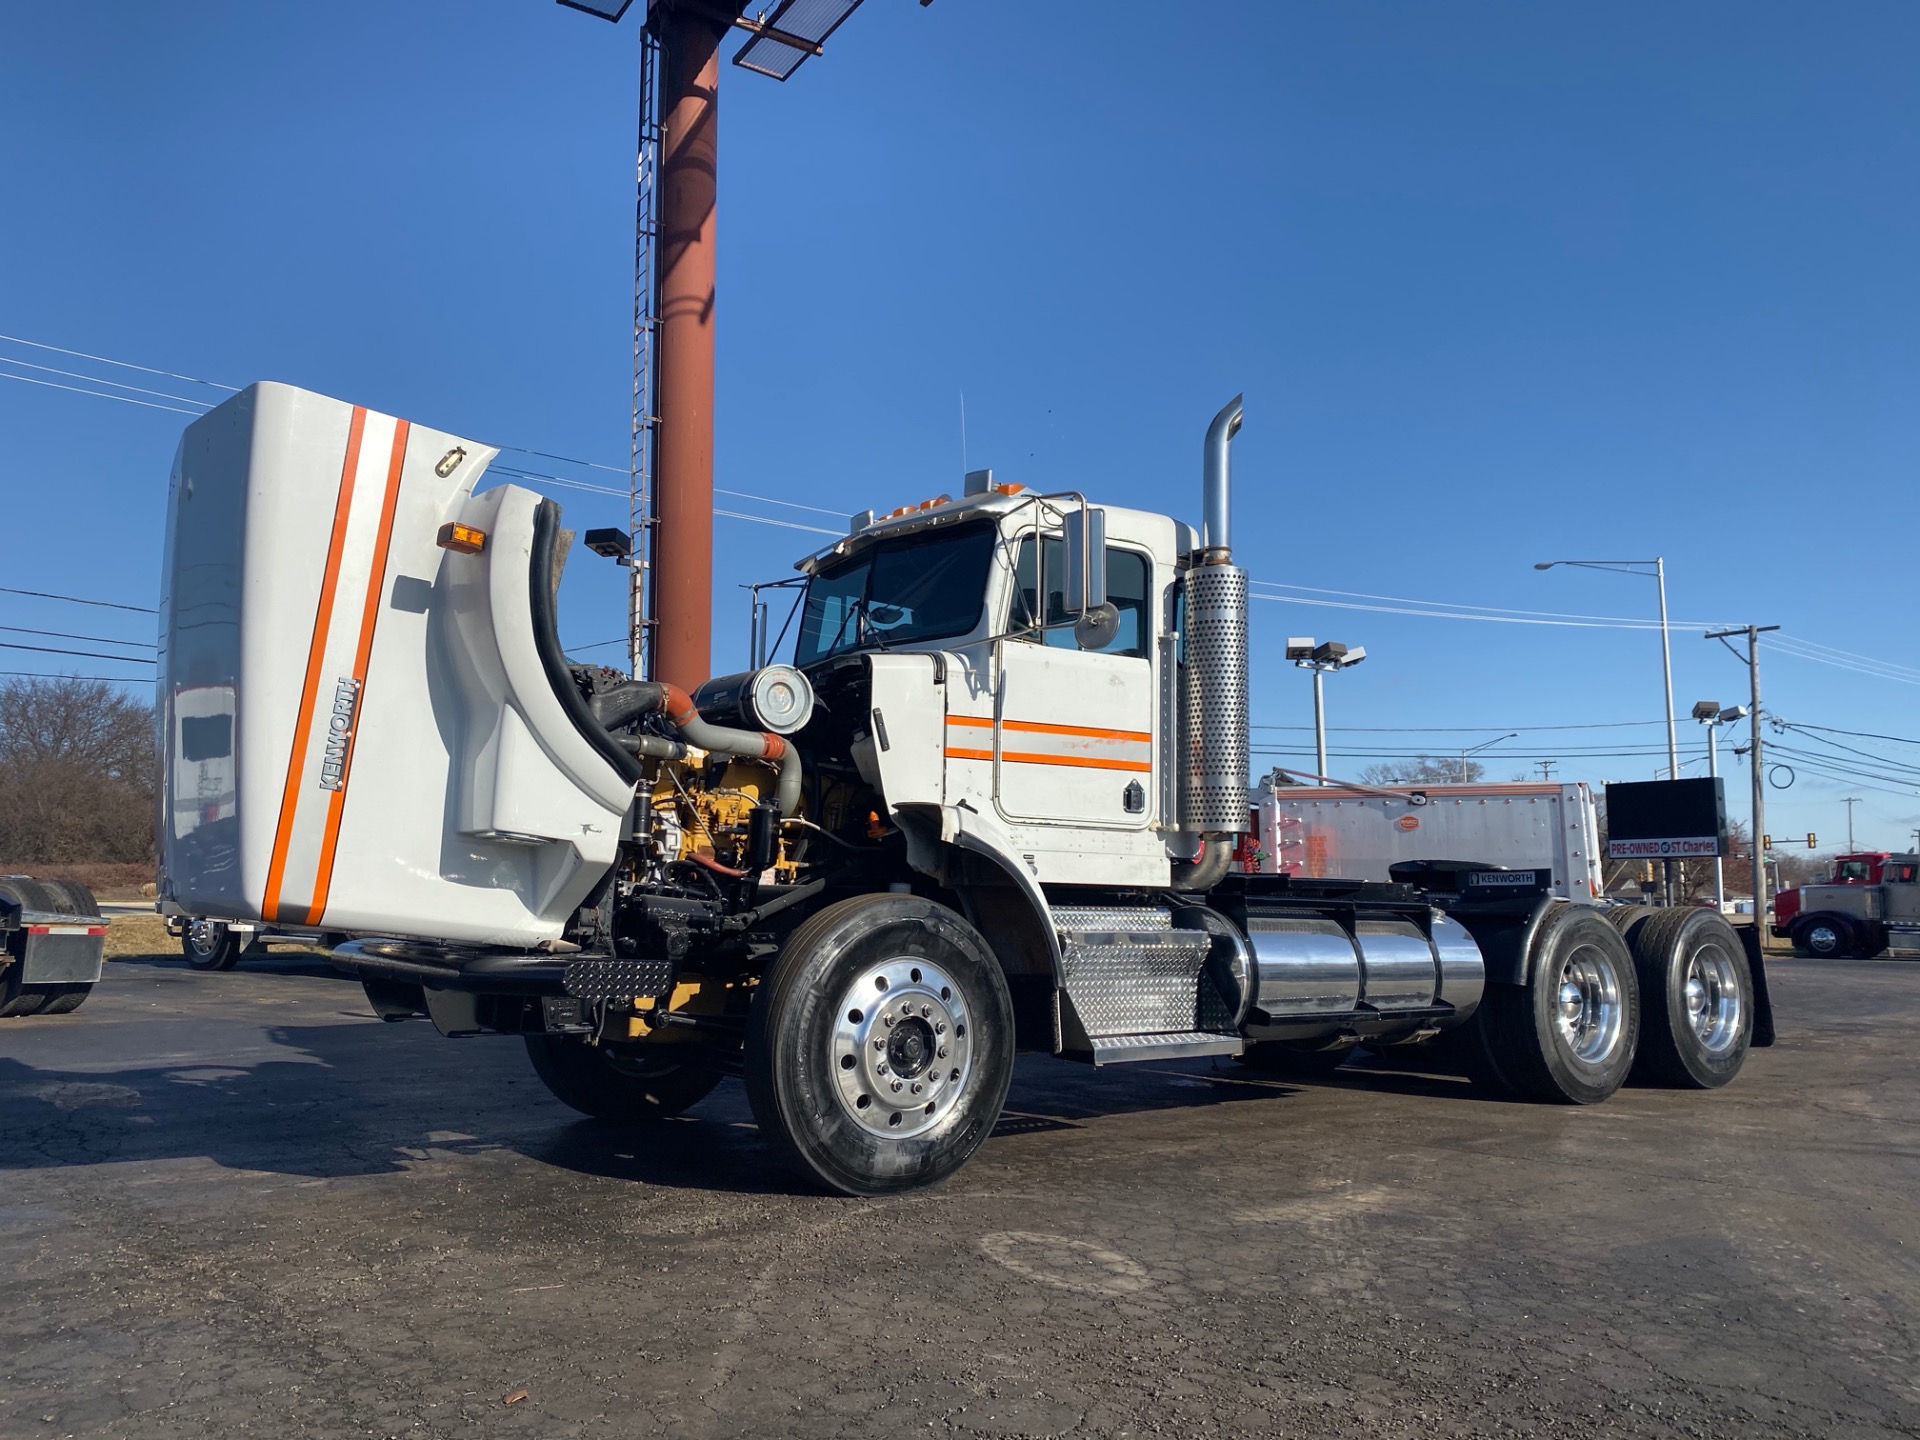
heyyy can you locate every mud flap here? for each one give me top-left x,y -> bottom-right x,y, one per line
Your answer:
1738,922 -> 1777,1048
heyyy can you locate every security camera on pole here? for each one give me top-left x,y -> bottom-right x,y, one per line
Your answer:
1285,638 -> 1365,786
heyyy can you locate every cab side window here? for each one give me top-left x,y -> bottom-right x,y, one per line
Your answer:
1011,535 -> 1149,659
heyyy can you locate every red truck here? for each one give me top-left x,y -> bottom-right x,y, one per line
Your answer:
1772,852 -> 1918,958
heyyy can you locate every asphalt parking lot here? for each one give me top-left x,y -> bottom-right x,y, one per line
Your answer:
3,943 -> 1918,1440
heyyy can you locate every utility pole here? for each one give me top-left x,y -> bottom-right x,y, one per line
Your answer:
1707,624 -> 1780,926
1536,759 -> 1557,781
1842,797 -> 1861,852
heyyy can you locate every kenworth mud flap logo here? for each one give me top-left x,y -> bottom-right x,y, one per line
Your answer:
318,676 -> 362,791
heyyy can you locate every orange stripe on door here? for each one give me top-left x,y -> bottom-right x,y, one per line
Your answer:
946,715 -> 1151,744
944,747 -> 1152,773
261,407 -> 366,923
303,419 -> 409,926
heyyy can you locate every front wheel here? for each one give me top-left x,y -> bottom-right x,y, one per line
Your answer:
182,919 -> 244,971
1792,916 -> 1852,959
1481,904 -> 1640,1104
745,893 -> 1014,1196
524,1034 -> 721,1122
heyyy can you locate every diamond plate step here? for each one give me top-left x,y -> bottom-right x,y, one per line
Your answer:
563,957 -> 674,1002
1054,904 -> 1236,1045
1088,1031 -> 1244,1066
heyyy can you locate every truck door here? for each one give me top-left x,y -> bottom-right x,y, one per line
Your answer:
990,536 -> 1155,830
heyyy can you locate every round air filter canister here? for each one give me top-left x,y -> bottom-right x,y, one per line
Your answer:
749,665 -> 814,735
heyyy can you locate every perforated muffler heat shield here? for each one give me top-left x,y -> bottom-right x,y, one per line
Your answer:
1181,563 -> 1250,833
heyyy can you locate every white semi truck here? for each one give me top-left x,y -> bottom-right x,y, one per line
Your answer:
157,384 -> 1770,1194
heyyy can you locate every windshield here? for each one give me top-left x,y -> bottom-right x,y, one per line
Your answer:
796,522 -> 997,665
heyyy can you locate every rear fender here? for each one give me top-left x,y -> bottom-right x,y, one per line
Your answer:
1446,894 -> 1558,987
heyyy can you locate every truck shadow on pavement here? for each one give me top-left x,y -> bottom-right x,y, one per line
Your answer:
0,996 -> 1489,1197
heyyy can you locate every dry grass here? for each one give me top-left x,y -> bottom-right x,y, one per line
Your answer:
0,862 -> 155,901
105,913 -> 176,960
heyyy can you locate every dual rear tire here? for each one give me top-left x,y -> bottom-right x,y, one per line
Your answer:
1459,903 -> 1754,1101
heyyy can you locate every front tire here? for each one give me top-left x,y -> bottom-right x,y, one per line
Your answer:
1792,916 -> 1852,959
523,1035 -> 721,1122
745,893 -> 1014,1196
1625,908 -> 1751,1088
1481,904 -> 1640,1104
182,920 -> 244,971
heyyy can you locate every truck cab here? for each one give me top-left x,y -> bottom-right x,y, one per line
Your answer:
786,478 -> 1195,889
1773,852 -> 1920,958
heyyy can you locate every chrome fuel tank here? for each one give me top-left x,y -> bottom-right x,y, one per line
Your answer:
1238,906 -> 1484,1027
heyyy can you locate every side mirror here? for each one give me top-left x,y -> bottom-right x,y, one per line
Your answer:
1062,504 -> 1107,614
1062,505 -> 1115,650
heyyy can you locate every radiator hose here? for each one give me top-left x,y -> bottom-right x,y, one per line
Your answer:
588,679 -> 803,816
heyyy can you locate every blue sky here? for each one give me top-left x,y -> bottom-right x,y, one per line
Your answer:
2,1 -> 1917,853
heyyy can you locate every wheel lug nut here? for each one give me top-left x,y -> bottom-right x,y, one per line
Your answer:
938,1046 -> 948,1058
873,1039 -> 884,1050
911,1082 -> 923,1094
884,1014 -> 895,1027
934,1022 -> 946,1034
890,1081 -> 902,1093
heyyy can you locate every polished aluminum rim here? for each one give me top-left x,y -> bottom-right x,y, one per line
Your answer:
1806,923 -> 1840,955
1554,944 -> 1625,1066
1684,943 -> 1743,1054
187,919 -> 220,955
831,957 -> 972,1139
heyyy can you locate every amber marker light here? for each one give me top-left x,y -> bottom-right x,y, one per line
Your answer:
436,522 -> 487,554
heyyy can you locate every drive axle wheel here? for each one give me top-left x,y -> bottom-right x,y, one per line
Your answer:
523,1035 -> 721,1123
1482,903 -> 1640,1104
746,893 -> 1014,1196
182,919 -> 244,971
1625,908 -> 1752,1088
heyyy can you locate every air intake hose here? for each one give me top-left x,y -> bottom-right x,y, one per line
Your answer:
586,678 -> 803,817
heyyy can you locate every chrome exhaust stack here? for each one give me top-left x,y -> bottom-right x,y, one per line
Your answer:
1172,396 -> 1252,889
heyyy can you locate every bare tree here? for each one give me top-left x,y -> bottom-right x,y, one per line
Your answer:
0,678 -> 156,864
1359,755 -> 1486,786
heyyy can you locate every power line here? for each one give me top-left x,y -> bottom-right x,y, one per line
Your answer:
0,332 -> 239,391
1251,719 -> 1667,734
0,356 -> 213,408
0,586 -> 156,614
0,641 -> 156,664
0,368 -> 203,416
1250,579 -> 1733,631
1787,721 -> 1920,747
0,625 -> 154,650
0,670 -> 152,684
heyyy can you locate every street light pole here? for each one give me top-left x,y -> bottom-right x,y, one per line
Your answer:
1286,638 -> 1366,787
1656,557 -> 1678,784
1843,797 -> 1861,852
1538,557 -> 1681,899
1312,665 -> 1327,783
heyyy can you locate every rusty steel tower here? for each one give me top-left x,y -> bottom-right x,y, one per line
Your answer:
559,0 -> 911,690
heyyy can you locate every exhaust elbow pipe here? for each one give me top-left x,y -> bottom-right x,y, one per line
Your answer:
1176,394 -> 1252,864
1201,394 -> 1244,561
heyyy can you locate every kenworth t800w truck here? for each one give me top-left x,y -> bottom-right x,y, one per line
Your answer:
158,384 -> 1769,1194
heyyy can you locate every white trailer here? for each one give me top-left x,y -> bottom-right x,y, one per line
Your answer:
156,384 -> 1772,1194
1243,780 -> 1605,903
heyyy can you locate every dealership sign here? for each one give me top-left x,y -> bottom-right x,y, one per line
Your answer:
1603,778 -> 1729,860
1606,836 -> 1721,859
